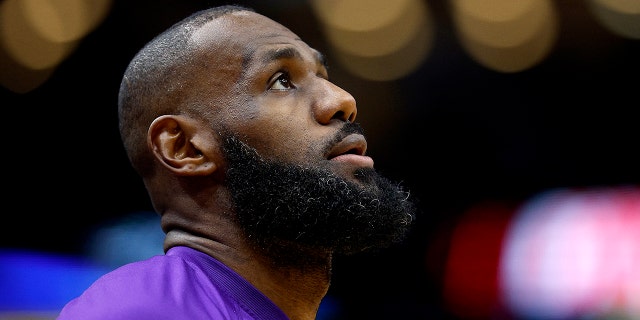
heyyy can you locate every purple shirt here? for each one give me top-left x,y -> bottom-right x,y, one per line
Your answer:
57,246 -> 289,320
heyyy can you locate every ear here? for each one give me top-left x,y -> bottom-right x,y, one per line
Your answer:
148,115 -> 217,176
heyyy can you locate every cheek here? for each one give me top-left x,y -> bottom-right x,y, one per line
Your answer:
247,117 -> 321,163
227,95 -> 324,163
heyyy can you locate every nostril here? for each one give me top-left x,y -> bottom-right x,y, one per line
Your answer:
332,110 -> 347,122
331,110 -> 356,123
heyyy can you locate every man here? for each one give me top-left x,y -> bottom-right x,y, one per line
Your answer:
58,4 -> 417,320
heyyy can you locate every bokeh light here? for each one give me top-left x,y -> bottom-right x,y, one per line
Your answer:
0,0 -> 112,93
500,186 -> 640,319
587,0 -> 640,39
310,0 -> 435,81
450,0 -> 559,73
440,186 -> 640,319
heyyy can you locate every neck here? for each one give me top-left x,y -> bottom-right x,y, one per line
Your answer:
165,229 -> 333,320
248,249 -> 332,320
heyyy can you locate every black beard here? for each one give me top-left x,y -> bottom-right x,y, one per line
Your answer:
221,128 -> 417,266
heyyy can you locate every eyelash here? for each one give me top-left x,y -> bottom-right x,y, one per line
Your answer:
269,71 -> 295,91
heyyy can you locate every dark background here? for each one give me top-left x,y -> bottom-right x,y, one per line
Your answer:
2,0 -> 639,318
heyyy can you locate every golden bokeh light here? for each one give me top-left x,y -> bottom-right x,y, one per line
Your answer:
451,0 -> 559,72
311,0 -> 434,81
0,0 -> 112,93
587,0 -> 640,39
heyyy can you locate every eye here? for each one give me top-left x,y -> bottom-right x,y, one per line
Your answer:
269,71 -> 295,91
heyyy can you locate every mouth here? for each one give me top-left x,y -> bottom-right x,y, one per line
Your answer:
326,133 -> 374,168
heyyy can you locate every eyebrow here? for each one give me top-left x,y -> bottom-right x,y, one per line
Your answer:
261,46 -> 298,62
259,46 -> 329,70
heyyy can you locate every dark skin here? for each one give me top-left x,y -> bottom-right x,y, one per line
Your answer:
123,8 -> 416,320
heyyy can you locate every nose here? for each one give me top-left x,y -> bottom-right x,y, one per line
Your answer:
313,79 -> 357,124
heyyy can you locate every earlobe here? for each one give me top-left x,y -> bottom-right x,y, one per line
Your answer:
148,115 -> 217,176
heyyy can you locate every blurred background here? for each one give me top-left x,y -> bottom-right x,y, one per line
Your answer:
1,0 -> 639,319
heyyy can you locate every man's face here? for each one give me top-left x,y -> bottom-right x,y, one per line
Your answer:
194,11 -> 374,184
221,128 -> 417,264
194,12 -> 417,264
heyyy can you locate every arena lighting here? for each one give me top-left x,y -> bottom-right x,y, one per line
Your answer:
0,249 -> 111,315
587,0 -> 640,39
310,0 -> 434,81
442,201 -> 515,319
329,24 -> 433,82
0,0 -> 112,93
441,186 -> 640,319
450,0 -> 559,73
311,0 -> 426,57
500,186 -> 640,319
0,0 -> 74,93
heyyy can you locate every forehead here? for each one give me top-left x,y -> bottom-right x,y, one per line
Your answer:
190,11 -> 322,68
192,11 -> 291,39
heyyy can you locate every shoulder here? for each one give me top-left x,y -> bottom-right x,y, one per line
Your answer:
57,250 -> 246,319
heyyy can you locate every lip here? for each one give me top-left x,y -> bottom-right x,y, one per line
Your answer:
326,133 -> 374,168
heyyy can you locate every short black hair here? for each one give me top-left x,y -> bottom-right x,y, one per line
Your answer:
118,5 -> 254,177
